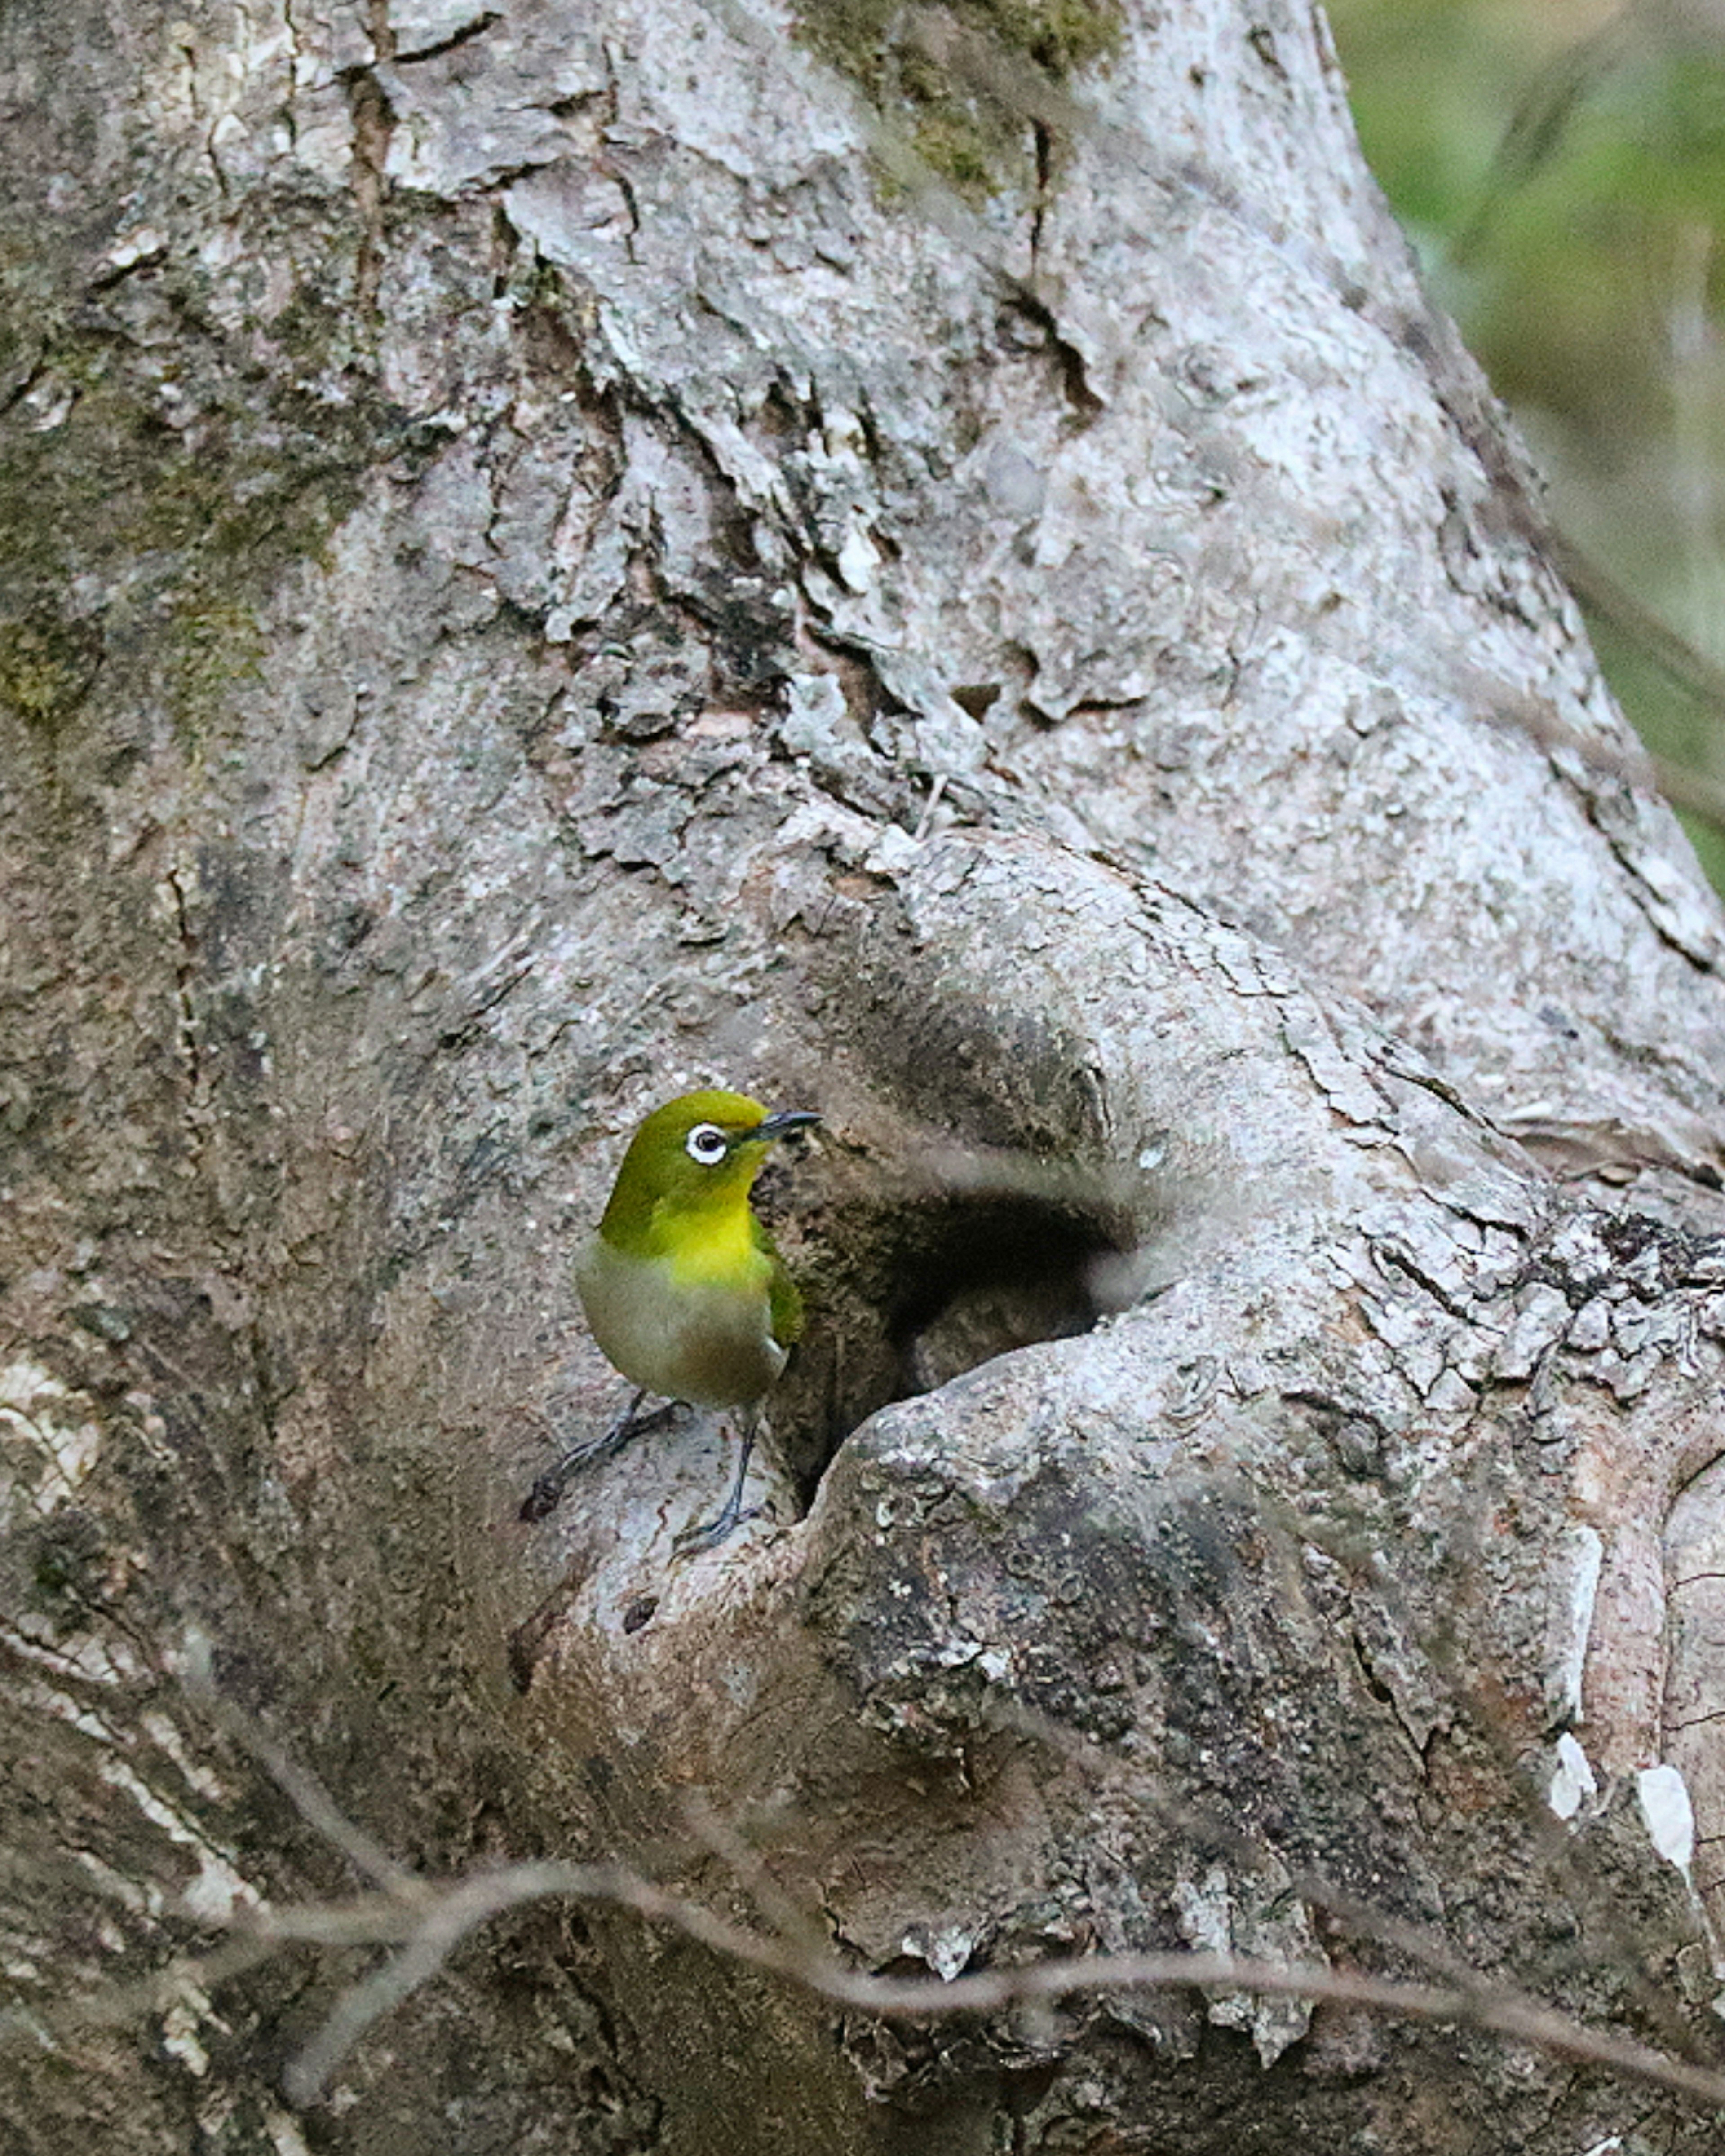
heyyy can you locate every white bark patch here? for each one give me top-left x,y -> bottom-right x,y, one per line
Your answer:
1663,1452 -> 1725,1926
96,1759 -> 260,1926
264,2107 -> 317,2156
1547,1732 -> 1597,1821
0,1361 -> 102,1523
901,1922 -> 974,1983
1171,1860 -> 1320,2067
160,1995 -> 213,2078
75,1846 -> 158,1918
1637,1763 -> 1697,1875
1549,1525 -> 1603,1728
389,0 -> 494,49
142,1713 -> 231,1803
9,1631 -> 141,1689
1493,1284 -> 1572,1383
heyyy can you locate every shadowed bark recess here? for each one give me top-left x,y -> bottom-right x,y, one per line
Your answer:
5,1 -> 1725,2151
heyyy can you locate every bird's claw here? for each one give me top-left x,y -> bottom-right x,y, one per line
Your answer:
518,1397 -> 677,1522
518,1473 -> 565,1524
671,1500 -> 765,1560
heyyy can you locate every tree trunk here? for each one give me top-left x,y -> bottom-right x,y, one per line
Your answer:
5,1 -> 1725,2150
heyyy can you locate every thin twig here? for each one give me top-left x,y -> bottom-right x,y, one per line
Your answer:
677,1793 -> 831,1962
181,1631 -> 416,1895
111,1855 -> 1725,2110
17,1640 -> 1720,2113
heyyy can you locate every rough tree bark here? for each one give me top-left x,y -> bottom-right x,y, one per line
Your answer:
6,1 -> 1725,2151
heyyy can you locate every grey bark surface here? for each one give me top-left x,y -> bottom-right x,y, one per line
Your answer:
5,1 -> 1725,2151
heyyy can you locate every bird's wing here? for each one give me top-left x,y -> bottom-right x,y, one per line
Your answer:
758,1223 -> 804,1348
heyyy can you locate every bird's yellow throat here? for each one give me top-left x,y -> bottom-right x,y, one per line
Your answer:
655,1197 -> 769,1292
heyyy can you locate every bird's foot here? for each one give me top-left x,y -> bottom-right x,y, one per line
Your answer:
670,1412 -> 767,1559
670,1495 -> 765,1560
518,1395 -> 677,1522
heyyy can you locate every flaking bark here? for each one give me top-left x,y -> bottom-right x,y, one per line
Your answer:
5,2 -> 1725,2150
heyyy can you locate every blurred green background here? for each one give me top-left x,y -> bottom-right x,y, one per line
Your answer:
1328,0 -> 1725,887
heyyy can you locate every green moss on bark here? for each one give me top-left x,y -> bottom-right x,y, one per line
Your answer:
0,255 -> 396,748
795,0 -> 1123,196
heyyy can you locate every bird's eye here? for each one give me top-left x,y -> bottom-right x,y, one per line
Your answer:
685,1123 -> 729,1166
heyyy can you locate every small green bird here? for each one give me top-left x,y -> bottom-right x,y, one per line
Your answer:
520,1088 -> 820,1553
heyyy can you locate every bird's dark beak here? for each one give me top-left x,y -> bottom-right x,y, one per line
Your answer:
753,1109 -> 821,1145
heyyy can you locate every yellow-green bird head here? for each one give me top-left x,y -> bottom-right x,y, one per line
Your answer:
596,1090 -> 819,1250
578,1088 -> 819,1412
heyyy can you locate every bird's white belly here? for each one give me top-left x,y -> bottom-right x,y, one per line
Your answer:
576,1236 -> 786,1408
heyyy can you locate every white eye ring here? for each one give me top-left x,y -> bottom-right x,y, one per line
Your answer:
685,1122 -> 729,1166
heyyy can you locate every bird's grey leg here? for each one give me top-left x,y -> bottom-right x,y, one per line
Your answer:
671,1409 -> 763,1557
518,1387 -> 675,1521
